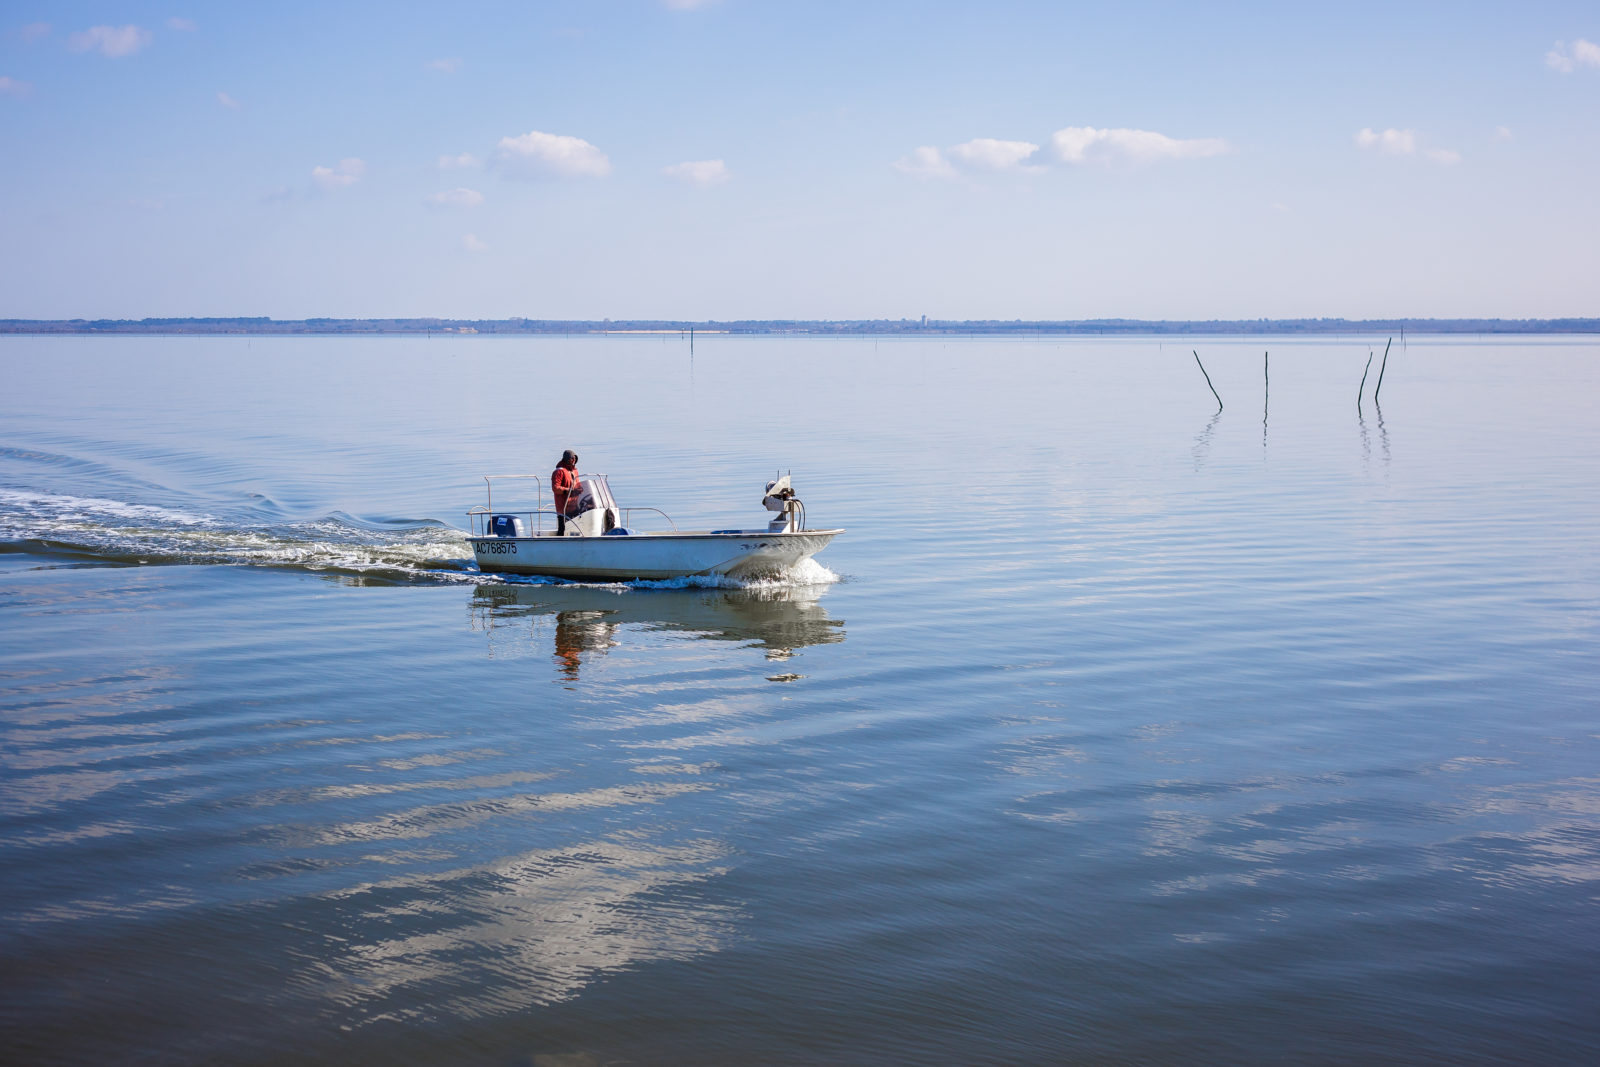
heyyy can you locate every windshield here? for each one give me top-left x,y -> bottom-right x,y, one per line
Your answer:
576,474 -> 616,513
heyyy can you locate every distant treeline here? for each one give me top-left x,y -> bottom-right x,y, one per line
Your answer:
3,316 -> 1598,336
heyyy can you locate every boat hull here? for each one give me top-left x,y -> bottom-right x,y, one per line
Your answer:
470,529 -> 842,581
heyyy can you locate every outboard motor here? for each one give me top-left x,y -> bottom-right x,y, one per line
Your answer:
763,475 -> 803,533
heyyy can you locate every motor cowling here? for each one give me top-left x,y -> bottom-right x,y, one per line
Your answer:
763,475 -> 800,532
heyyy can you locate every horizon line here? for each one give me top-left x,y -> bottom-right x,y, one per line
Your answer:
3,315 -> 1599,338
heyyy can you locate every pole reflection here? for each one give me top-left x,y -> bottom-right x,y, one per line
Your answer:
1192,409 -> 1222,470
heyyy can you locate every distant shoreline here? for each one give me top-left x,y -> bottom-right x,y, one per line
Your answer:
2,317 -> 1598,337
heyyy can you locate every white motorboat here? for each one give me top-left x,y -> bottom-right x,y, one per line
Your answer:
467,471 -> 842,581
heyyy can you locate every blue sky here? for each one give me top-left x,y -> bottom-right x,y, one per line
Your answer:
2,1 -> 1597,320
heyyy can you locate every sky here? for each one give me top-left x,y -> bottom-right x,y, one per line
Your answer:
1,1 -> 1597,321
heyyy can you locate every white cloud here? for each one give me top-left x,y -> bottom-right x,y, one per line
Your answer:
663,159 -> 730,185
1052,126 -> 1228,164
167,18 -> 197,32
438,152 -> 483,169
312,158 -> 366,189
496,130 -> 611,178
68,25 -> 152,58
463,233 -> 487,253
427,187 -> 484,208
893,145 -> 956,179
216,91 -> 239,109
20,23 -> 51,43
948,138 -> 1041,171
0,76 -> 32,97
1546,39 -> 1600,73
426,57 -> 461,73
894,138 -> 1039,179
1354,127 -> 1460,165
1494,125 -> 1513,140
1355,127 -> 1416,154
664,0 -> 720,9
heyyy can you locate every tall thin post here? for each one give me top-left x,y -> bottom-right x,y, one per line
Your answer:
1194,351 -> 1222,411
1357,351 -> 1374,409
1263,351 -> 1269,450
1373,337 -> 1392,403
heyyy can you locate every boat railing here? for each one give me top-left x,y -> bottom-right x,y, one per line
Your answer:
466,504 -> 561,537
620,507 -> 678,532
470,474 -> 677,536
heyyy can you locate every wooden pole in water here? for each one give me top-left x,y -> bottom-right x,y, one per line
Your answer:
1358,351 -> 1374,409
1373,337 -> 1392,403
1194,351 -> 1222,411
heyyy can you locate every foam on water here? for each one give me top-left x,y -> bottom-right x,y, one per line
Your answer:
0,486 -> 475,583
0,486 -> 215,527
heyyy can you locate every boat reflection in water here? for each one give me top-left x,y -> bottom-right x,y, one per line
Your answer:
468,582 -> 845,680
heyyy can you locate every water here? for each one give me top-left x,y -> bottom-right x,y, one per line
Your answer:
2,334 -> 1597,1064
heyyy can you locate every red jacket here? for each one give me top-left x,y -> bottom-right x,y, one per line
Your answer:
551,465 -> 580,515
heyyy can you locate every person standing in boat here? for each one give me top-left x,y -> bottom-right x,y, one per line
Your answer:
551,449 -> 581,534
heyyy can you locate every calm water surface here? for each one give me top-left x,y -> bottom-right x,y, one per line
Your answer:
2,335 -> 1597,1064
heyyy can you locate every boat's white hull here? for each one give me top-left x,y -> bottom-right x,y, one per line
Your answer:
470,528 -> 842,581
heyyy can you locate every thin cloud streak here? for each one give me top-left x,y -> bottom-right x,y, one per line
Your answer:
312,158 -> 366,189
900,127 -> 1223,178
427,188 -> 485,208
1355,127 -> 1416,154
1052,126 -> 1228,164
68,25 -> 153,58
663,159 -> 730,185
1356,127 -> 1460,165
